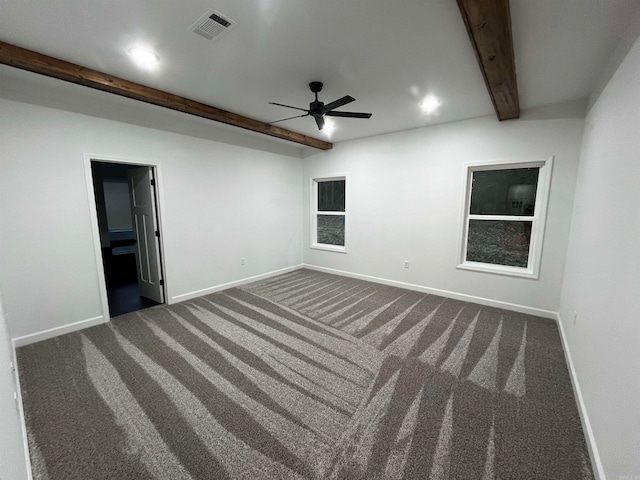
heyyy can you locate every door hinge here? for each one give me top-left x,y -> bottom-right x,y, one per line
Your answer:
150,179 -> 156,186
155,230 -> 160,237
159,279 -> 164,286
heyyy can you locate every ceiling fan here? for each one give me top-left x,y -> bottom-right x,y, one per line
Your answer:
269,82 -> 372,131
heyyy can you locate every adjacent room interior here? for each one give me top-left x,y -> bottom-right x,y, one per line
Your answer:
91,161 -> 164,316
0,1 -> 639,479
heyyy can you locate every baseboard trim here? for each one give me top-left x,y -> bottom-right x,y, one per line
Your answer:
556,314 -> 606,480
170,264 -> 304,303
12,315 -> 107,348
11,266 -> 305,346
302,264 -> 557,319
10,342 -> 34,480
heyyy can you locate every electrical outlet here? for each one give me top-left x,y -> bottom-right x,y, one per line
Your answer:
404,260 -> 409,269
573,311 -> 578,325
241,257 -> 245,266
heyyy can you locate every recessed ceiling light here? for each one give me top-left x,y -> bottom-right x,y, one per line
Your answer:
420,95 -> 441,114
127,46 -> 160,70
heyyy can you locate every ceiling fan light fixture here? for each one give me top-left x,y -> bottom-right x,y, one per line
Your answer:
127,46 -> 160,71
420,95 -> 441,114
323,118 -> 336,137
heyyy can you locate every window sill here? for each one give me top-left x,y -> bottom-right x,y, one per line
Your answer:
311,244 -> 347,254
457,262 -> 538,279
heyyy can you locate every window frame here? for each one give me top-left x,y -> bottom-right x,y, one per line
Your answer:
457,157 -> 554,279
310,174 -> 348,253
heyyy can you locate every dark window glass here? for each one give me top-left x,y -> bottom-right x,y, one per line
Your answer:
317,215 -> 345,246
466,220 -> 532,267
470,168 -> 539,216
318,180 -> 345,212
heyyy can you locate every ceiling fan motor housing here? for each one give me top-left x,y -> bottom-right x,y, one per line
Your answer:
310,101 -> 325,116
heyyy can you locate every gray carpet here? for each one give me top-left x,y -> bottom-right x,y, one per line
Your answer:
18,269 -> 594,479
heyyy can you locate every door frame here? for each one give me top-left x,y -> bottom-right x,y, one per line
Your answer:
83,153 -> 169,320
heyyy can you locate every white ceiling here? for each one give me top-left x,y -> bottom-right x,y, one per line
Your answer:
1,0 -> 638,144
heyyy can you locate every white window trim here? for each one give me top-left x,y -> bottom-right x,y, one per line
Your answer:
457,157 -> 554,279
311,174 -> 348,253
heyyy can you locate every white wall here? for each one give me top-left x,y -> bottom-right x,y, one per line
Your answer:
0,97 -> 303,340
303,114 -> 584,314
0,290 -> 29,480
559,36 -> 640,480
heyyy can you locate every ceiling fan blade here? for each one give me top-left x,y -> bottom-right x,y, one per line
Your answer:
270,113 -> 309,124
325,111 -> 372,119
269,102 -> 309,112
315,115 -> 325,130
323,95 -> 355,112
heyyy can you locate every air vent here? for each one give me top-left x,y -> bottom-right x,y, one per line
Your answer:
191,9 -> 235,40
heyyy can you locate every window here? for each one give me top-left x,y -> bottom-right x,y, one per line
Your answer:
458,158 -> 553,278
311,176 -> 347,252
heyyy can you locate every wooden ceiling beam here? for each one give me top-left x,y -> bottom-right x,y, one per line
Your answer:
456,0 -> 520,120
0,41 -> 332,150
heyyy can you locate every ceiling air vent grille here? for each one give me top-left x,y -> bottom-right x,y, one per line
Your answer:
191,9 -> 235,40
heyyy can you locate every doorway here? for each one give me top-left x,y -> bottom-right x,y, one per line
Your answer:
90,161 -> 165,317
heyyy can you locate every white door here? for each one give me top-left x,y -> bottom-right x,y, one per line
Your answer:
127,167 -> 164,303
